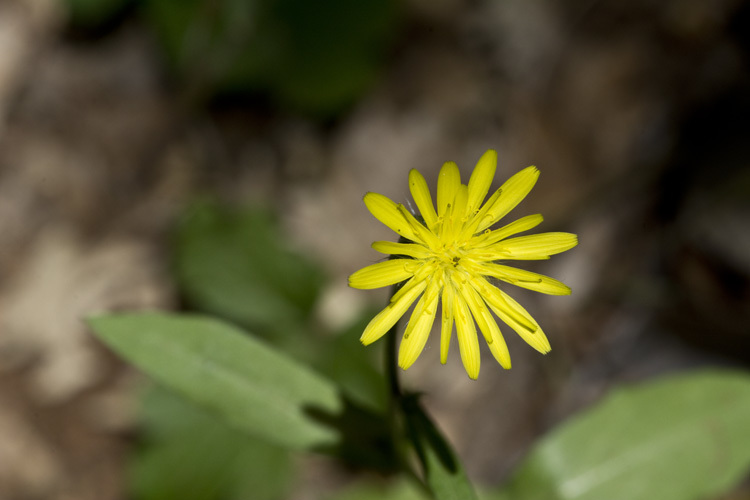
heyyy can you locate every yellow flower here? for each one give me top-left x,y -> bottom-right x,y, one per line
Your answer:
349,150 -> 578,379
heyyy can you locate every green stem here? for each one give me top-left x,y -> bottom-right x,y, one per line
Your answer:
383,286 -> 431,495
385,291 -> 402,402
381,286 -> 475,498
384,285 -> 402,431
383,285 -> 403,402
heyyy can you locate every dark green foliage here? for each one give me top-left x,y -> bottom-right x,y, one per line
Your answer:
143,0 -> 401,116
174,201 -> 326,337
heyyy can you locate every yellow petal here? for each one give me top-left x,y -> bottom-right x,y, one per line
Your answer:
459,187 -> 503,241
471,214 -> 544,247
466,249 -> 547,262
437,161 -> 461,217
455,279 -> 492,344
483,287 -> 551,354
440,283 -> 455,364
452,184 -> 469,219
453,293 -> 480,379
442,184 -> 469,241
471,277 -> 537,333
348,259 -> 416,289
487,320 -> 511,369
397,204 -> 441,249
371,241 -> 431,259
466,149 -> 497,215
477,166 -> 539,232
398,276 -> 442,370
364,192 -> 418,242
390,262 -> 436,304
409,169 -> 438,229
481,263 -> 572,295
360,280 -> 427,345
496,232 -> 578,259
459,280 -> 511,369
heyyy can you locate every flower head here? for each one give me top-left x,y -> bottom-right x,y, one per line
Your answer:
349,150 -> 577,379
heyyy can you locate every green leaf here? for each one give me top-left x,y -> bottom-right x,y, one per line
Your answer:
267,0 -> 399,116
173,202 -> 326,334
143,0 -> 400,117
318,311 -> 388,413
403,395 -> 478,500
89,313 -> 343,450
131,385 -> 292,500
493,371 -> 750,500
325,479 -> 429,500
65,0 -> 133,29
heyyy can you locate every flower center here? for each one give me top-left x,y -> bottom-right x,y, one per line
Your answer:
433,244 -> 464,269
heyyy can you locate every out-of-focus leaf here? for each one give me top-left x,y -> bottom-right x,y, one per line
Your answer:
325,479 -> 429,500
132,385 -> 291,500
266,0 -> 398,116
65,0 -> 133,29
143,0 -> 400,117
318,311 -> 388,413
306,397 -> 397,474
173,201 -> 326,335
403,395 -> 478,500
491,371 -> 750,500
89,313 -> 343,450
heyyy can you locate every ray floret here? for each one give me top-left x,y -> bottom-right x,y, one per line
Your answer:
349,149 -> 578,379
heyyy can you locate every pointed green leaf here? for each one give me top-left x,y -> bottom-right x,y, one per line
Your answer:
492,371 -> 750,500
403,395 -> 478,500
89,313 -> 343,450
132,385 -> 292,500
325,479 -> 429,500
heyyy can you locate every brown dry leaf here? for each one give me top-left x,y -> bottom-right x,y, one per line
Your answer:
0,228 -> 172,404
0,396 -> 63,498
0,0 -> 62,129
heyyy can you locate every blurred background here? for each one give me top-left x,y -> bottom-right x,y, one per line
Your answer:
0,0 -> 749,498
